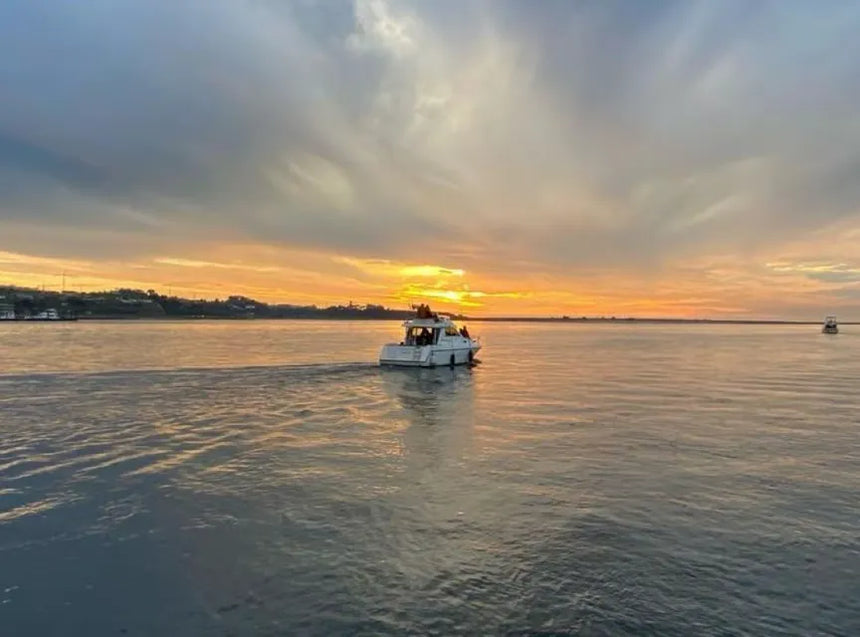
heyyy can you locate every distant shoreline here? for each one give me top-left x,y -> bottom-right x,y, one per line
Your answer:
462,317 -> 857,325
3,316 -> 852,325
1,285 -> 851,324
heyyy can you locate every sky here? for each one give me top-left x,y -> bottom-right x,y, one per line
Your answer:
1,0 -> 860,318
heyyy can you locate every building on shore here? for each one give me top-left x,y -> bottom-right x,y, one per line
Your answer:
0,300 -> 15,320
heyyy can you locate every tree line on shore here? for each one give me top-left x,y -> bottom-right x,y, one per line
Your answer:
0,286 -> 423,320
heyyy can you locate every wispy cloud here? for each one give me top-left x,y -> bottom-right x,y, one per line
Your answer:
1,1 -> 860,317
767,261 -> 860,283
153,257 -> 282,273
334,257 -> 464,278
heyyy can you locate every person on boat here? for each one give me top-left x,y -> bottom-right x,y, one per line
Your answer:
460,325 -> 470,339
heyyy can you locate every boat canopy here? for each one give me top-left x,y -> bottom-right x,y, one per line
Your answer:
401,304 -> 472,339
402,317 -> 453,328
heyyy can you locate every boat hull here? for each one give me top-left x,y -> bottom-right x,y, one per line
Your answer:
379,343 -> 481,368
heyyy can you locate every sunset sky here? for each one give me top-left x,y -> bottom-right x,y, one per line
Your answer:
2,0 -> 859,318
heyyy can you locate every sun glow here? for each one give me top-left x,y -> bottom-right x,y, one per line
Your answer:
399,265 -> 465,278
333,257 -> 465,279
394,283 -> 528,309
3,235 -> 859,319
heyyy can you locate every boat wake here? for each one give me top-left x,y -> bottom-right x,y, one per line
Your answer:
0,361 -> 380,383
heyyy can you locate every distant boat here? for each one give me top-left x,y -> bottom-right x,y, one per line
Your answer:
23,308 -> 77,322
822,315 -> 838,334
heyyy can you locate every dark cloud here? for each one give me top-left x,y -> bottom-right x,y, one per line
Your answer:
1,0 -> 859,271
0,132 -> 108,190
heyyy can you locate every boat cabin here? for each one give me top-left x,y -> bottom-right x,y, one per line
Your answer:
400,317 -> 471,346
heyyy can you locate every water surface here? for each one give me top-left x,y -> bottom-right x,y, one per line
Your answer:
1,321 -> 858,635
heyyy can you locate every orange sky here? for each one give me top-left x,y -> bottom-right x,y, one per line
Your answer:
2,218 -> 858,319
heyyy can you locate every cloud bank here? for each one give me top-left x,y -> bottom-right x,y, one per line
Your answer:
2,0 -> 859,316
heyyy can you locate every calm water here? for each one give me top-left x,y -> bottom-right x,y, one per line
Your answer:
1,320 -> 858,635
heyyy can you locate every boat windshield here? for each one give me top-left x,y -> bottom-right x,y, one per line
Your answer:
405,326 -> 439,346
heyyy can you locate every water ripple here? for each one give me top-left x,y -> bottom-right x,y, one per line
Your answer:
0,323 -> 858,634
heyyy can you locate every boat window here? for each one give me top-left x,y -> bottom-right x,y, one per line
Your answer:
445,325 -> 459,336
406,326 -> 436,346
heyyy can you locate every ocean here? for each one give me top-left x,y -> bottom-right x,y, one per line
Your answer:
1,320 -> 858,635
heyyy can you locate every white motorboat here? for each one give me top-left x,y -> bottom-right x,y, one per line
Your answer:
379,307 -> 481,367
822,315 -> 838,334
